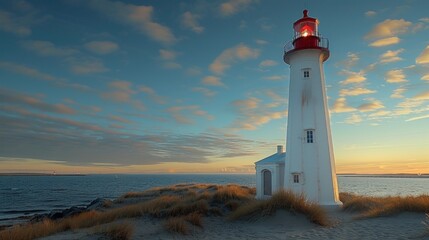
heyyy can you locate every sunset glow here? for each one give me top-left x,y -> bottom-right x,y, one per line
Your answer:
1,0 -> 429,174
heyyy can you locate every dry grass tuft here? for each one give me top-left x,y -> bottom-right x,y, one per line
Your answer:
212,184 -> 254,203
340,193 -> 429,218
165,217 -> 188,235
185,212 -> 203,227
101,222 -> 134,240
229,190 -> 329,226
0,184 -> 257,239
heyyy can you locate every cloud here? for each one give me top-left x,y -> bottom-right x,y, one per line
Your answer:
69,58 -> 109,74
264,75 -> 285,81
0,106 -> 263,165
0,88 -> 75,115
0,61 -> 91,91
339,70 -> 367,85
219,0 -> 255,16
331,98 -> 356,113
209,43 -> 259,74
413,90 -> 429,100
158,49 -> 181,69
391,87 -> 406,98
139,85 -> 166,104
345,114 -> 362,124
255,39 -> 268,45
369,37 -> 400,47
88,0 -> 176,45
365,11 -> 376,17
84,41 -> 118,55
109,115 -> 132,124
181,11 -> 204,33
357,99 -> 385,112
369,110 -> 391,117
102,80 -> 134,103
167,105 -> 213,124
379,49 -> 403,63
259,59 -> 278,67
365,19 -> 412,39
340,87 -> 376,97
416,45 -> 429,64
192,87 -> 216,97
0,10 -> 31,35
202,76 -> 225,86
385,69 -> 407,83
336,52 -> 359,69
22,40 -> 77,56
231,97 -> 287,130
421,74 -> 429,81
406,114 -> 429,122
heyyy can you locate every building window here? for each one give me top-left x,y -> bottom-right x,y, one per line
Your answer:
303,70 -> 310,78
293,174 -> 300,183
306,130 -> 314,143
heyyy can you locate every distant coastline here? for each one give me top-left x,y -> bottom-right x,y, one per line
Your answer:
0,173 -> 86,176
338,173 -> 429,178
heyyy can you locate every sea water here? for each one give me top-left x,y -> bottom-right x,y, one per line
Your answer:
0,174 -> 428,226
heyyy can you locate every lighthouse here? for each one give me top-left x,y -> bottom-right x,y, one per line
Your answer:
255,10 -> 341,206
283,9 -> 341,206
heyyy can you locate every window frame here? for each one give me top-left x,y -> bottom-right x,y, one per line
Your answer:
305,129 -> 314,143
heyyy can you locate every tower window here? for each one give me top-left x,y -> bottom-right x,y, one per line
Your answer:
306,130 -> 314,143
304,70 -> 310,78
293,174 -> 300,183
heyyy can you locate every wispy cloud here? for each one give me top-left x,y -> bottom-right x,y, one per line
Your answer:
369,37 -> 400,47
340,87 -> 376,96
22,40 -> 77,56
167,105 -> 213,124
192,87 -> 217,97
357,99 -> 385,112
345,114 -> 362,124
231,97 -> 287,130
385,69 -> 407,83
331,98 -> 356,113
391,87 -> 406,98
365,10 -> 376,17
413,90 -> 429,100
339,70 -> 367,85
139,85 -> 166,104
264,75 -> 285,81
84,41 -> 119,55
379,49 -> 404,63
69,58 -> 109,74
0,88 -> 75,115
416,45 -> 429,64
0,10 -> 31,36
259,59 -> 278,67
219,0 -> 256,16
159,49 -> 181,69
101,80 -> 145,110
202,76 -> 225,86
181,11 -> 204,33
87,0 -> 176,45
0,61 -> 91,91
336,52 -> 359,69
365,19 -> 412,39
209,43 -> 259,74
406,114 -> 429,122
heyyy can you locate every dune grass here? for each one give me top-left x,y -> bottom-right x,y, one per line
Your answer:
340,192 -> 429,218
228,190 -> 329,226
0,184 -> 255,239
100,222 -> 134,240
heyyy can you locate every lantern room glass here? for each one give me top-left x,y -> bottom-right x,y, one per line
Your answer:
294,20 -> 318,39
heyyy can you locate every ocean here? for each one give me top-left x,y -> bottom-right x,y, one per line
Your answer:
1,174 -> 428,226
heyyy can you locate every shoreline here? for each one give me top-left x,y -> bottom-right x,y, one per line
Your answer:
1,184 -> 428,240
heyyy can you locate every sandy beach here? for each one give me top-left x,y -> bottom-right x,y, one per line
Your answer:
1,184 -> 428,240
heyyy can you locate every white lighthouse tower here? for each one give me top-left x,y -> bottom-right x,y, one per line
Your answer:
283,10 -> 341,206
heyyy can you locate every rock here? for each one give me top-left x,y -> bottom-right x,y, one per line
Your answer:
86,198 -> 112,210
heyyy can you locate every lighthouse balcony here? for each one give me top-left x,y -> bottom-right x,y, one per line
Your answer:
283,37 -> 329,63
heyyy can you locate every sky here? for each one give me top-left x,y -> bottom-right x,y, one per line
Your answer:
1,0 -> 429,174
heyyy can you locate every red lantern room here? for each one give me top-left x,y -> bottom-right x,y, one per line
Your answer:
293,10 -> 319,49
284,10 -> 329,63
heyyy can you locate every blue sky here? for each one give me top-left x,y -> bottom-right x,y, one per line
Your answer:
1,0 -> 429,174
